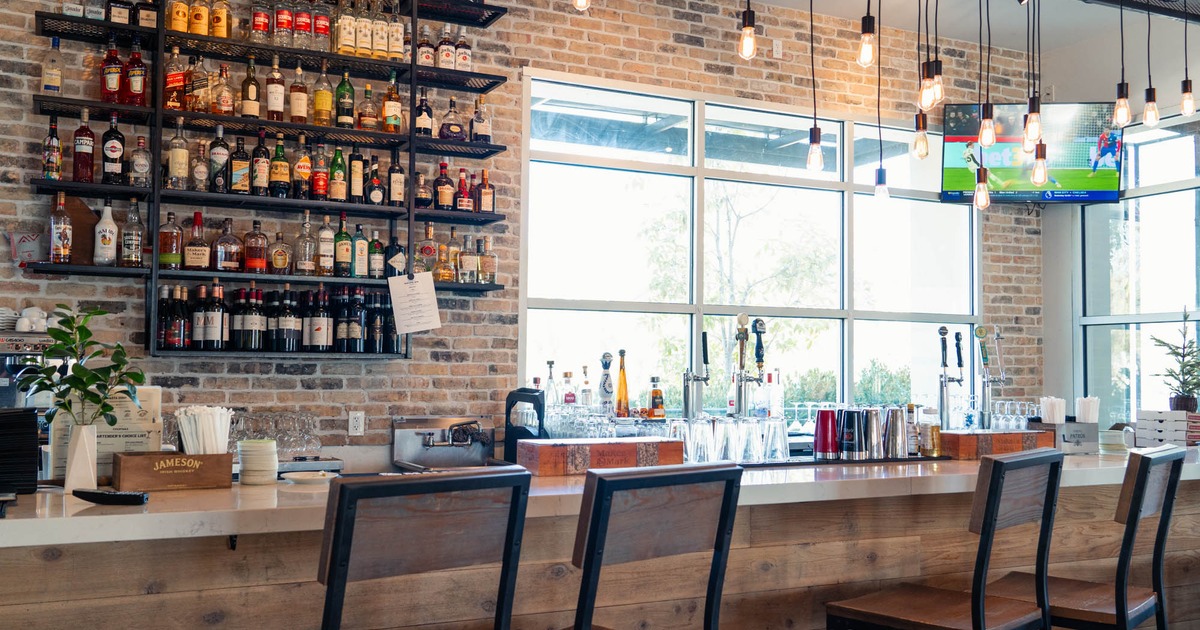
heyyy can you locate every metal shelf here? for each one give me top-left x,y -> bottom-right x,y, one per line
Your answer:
413,136 -> 505,160
30,178 -> 151,200
153,349 -> 403,359
398,0 -> 508,28
22,262 -> 148,278
158,269 -> 389,287
433,281 -> 503,293
165,32 -> 409,83
169,111 -> 408,151
36,11 -> 156,48
159,190 -> 407,220
412,208 -> 505,226
413,66 -> 507,95
33,95 -> 155,126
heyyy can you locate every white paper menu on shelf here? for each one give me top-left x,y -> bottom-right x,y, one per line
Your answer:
387,272 -> 443,334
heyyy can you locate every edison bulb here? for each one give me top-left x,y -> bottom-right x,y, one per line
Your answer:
1031,158 -> 1048,187
918,78 -> 937,112
738,26 -> 757,60
932,73 -> 945,104
1143,100 -> 1160,127
1021,132 -> 1037,154
1113,97 -> 1132,127
911,130 -> 930,160
856,32 -> 876,68
1023,113 -> 1042,144
874,168 -> 889,199
572,0 -> 590,11
1184,91 -> 1196,117
807,143 -> 824,172
979,118 -> 997,148
974,180 -> 991,209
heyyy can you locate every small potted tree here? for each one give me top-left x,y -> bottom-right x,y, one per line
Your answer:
17,306 -> 145,491
1150,309 -> 1200,412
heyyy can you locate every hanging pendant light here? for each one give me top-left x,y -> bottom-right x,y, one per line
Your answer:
1031,142 -> 1049,186
912,113 -> 930,159
978,0 -> 995,148
930,0 -> 944,104
979,104 -> 997,148
572,0 -> 590,11
1143,12 -> 1159,126
872,0 -> 887,199
807,127 -> 824,171
1184,0 -> 1195,116
1113,0 -> 1132,127
857,0 -> 876,68
1021,1 -> 1039,153
806,0 -> 822,173
1024,96 -> 1042,144
737,0 -> 757,61
974,167 -> 992,209
875,168 -> 890,199
1021,115 -> 1037,153
918,62 -> 937,112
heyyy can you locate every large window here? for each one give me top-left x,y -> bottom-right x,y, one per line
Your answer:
1081,117 -> 1200,425
521,73 -> 978,416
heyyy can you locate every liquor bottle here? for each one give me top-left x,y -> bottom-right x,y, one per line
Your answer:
475,169 -> 495,213
128,136 -> 151,187
370,0 -> 389,60
478,235 -> 497,283
356,83 -> 379,130
316,214 -> 335,275
387,149 -> 405,207
293,0 -> 313,49
417,222 -> 437,271
432,243 -> 455,282
210,0 -> 231,37
229,287 -> 247,350
366,291 -> 384,353
240,56 -> 262,118
100,113 -> 125,185
367,229 -> 384,279
387,6 -> 404,62
164,46 -> 187,110
121,39 -> 147,106
384,235 -> 405,277
277,290 -> 301,351
210,63 -> 235,115
119,199 -> 145,267
436,24 -> 454,68
248,0 -> 270,43
334,0 -> 356,56
332,287 -> 348,352
313,60 -> 334,126
183,211 -> 210,271
382,73 -> 404,133
414,172 -> 433,208
49,193 -> 72,264
453,168 -> 473,212
108,0 -> 134,23
273,0 -> 294,47
311,143 -> 329,200
647,376 -> 665,418
188,0 -> 210,35
229,136 -> 251,194
250,128 -> 270,195
365,156 -> 385,205
335,70 -> 355,128
156,285 -> 173,350
579,367 -> 594,407
310,288 -> 333,352
190,283 -> 209,349
289,61 -> 309,123
100,37 -> 123,103
457,234 -> 477,282
562,372 -> 579,405
187,56 -> 212,112
432,161 -> 454,210
414,87 -> 433,136
190,142 -> 209,191
158,211 -> 183,270
469,95 -> 491,143
446,226 -> 460,273
72,108 -> 95,183
264,289 -> 280,351
333,212 -> 352,276
416,24 -> 435,66
615,349 -> 630,417
42,37 -> 63,94
291,137 -> 312,199
212,218 -> 242,270
165,117 -> 189,190
265,55 -> 285,122
42,115 -> 62,181
293,211 -> 317,276
346,288 -> 366,352
208,124 -> 231,193
244,220 -> 269,273
174,286 -> 192,350
348,144 -> 364,203
598,353 -> 614,411
354,0 -> 372,58
454,27 -> 472,72
268,232 -> 292,274
267,133 -> 290,197
329,146 -> 347,201
136,0 -> 158,28
383,291 -> 399,353
438,97 -> 467,141
312,0 -> 332,51
351,223 -> 368,277
168,0 -> 189,31
204,280 -> 227,351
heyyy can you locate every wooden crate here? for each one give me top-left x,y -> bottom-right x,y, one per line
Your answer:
940,430 -> 1055,460
112,452 -> 234,491
516,437 -> 685,476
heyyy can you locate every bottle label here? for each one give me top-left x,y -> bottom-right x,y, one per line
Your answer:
416,112 -> 432,132
319,238 -> 334,264
335,321 -> 348,340
102,66 -> 122,92
252,156 -> 270,187
127,67 -> 146,95
192,312 -> 207,342
350,161 -> 363,195
201,311 -> 222,341
353,241 -> 367,275
388,22 -> 404,55
369,252 -> 384,276
170,3 -> 190,30
266,84 -> 285,113
418,45 -> 434,65
294,157 -> 311,181
472,119 -> 491,139
359,114 -> 378,129
215,90 -> 234,113
246,254 -> 266,270
131,153 -> 151,179
251,10 -> 269,32
241,97 -> 260,118
313,90 -> 332,114
164,71 -> 186,108
337,17 -> 355,47
219,259 -> 238,270
121,232 -> 142,263
294,10 -> 312,34
43,68 -> 62,93
269,160 -> 290,183
102,139 -> 123,168
183,245 -> 210,267
230,158 -> 250,191
168,148 -> 189,178
314,14 -> 330,37
356,21 -> 372,50
301,317 -> 312,346
479,256 -> 497,273
455,195 -> 472,212
336,100 -> 354,126
329,177 -> 347,200
373,21 -> 388,53
479,188 -> 494,212
347,321 -> 363,340
456,49 -> 472,72
271,247 -> 290,268
383,101 -> 403,126
274,8 -> 292,30
278,315 -> 301,331
335,240 -> 351,262
289,92 -> 308,118
313,171 -> 329,196
43,145 -> 61,179
295,259 -> 315,272
389,173 -> 405,202
210,145 -> 229,169
436,184 -> 453,207
438,44 -> 455,67
189,5 -> 208,33
75,136 -> 94,156
564,391 -> 576,404
210,8 -> 229,37
368,188 -> 383,204
51,225 -> 72,257
138,6 -> 157,28
110,5 -> 130,23
192,162 -> 209,184
419,243 -> 436,259
160,250 -> 181,266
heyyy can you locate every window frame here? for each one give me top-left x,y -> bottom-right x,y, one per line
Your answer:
518,67 -> 982,406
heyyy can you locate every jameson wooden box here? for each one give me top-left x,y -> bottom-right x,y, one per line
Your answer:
940,429 -> 1055,460
516,437 -> 685,476
112,452 -> 234,491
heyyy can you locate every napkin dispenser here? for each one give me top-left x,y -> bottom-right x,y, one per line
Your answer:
1028,420 -> 1098,455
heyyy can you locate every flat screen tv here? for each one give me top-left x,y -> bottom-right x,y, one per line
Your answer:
941,102 -> 1122,204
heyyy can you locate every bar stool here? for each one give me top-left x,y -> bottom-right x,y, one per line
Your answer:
317,466 -> 532,630
826,447 -> 1064,630
985,444 -> 1186,629
566,462 -> 743,630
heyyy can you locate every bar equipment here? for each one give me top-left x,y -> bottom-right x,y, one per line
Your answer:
598,352 -> 614,414
814,409 -> 840,461
681,331 -> 711,419
732,314 -> 766,417
502,388 -> 546,464
863,408 -> 885,459
762,417 -> 789,462
937,327 -> 965,430
975,325 -> 1008,431
393,416 -> 496,470
884,407 -> 909,459
714,416 -> 740,461
841,409 -> 867,460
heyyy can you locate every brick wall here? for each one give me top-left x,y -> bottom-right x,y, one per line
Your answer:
0,0 -> 1042,447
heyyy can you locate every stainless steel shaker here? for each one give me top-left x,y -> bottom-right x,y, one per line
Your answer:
863,408 -> 885,460
841,409 -> 867,460
884,407 -> 909,459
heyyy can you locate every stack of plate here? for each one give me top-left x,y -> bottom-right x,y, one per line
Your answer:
1099,430 -> 1128,455
0,308 -> 18,331
238,439 -> 279,485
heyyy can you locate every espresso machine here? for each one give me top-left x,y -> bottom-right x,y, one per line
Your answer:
0,333 -> 57,408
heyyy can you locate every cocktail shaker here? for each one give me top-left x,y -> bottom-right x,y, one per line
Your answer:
814,409 -> 840,461
884,407 -> 909,459
841,409 -> 867,460
864,408 -> 885,460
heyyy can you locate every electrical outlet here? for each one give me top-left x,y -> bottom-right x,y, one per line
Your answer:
348,411 -> 366,437
772,40 -> 783,59
1045,84 -> 1056,102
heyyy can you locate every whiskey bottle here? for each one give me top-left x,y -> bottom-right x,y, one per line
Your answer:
72,108 -> 95,183
414,87 -> 433,136
251,128 -> 270,196
417,222 -> 437,271
49,192 -> 72,264
454,27 -> 472,72
316,214 -> 335,276
436,24 -> 454,68
183,211 -> 211,271
265,55 -> 286,122
348,145 -> 364,203
268,232 -> 292,274
353,0 -> 372,57
351,223 -> 368,277
387,6 -> 404,62
188,0 -> 210,35
100,113 -> 125,185
229,136 -> 251,194
432,161 -> 454,210
240,56 -> 262,118
477,236 -> 497,283
100,36 -> 123,103
42,115 -> 62,181
387,149 -> 405,207
382,72 -> 404,133
158,211 -> 184,270
166,117 -> 189,190
475,168 -> 495,213
416,24 -> 435,66
164,46 -> 187,110
367,229 -> 384,279
457,234 -> 478,283
268,132 -> 290,198
469,95 -> 492,143
414,172 -> 433,208
291,137 -> 312,199
289,61 -> 309,124
311,143 -> 329,200
186,56 -> 212,112
334,0 -> 356,56
453,168 -> 473,212
190,143 -> 209,191
120,39 -> 147,106
335,69 -> 355,129
313,60 -> 334,126
244,220 -> 269,273
208,124 -> 231,193
365,155 -> 386,205
210,63 -> 235,115
438,97 -> 466,141
293,211 -> 318,276
356,83 -> 379,130
333,212 -> 352,276
212,218 -> 242,271
329,146 -> 348,201
129,136 -> 152,188
370,0 -> 389,60
119,199 -> 145,268
432,243 -> 455,282
210,0 -> 231,37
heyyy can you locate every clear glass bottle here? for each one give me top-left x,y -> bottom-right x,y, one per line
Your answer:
289,61 -> 309,123
469,95 -> 491,143
212,218 -> 243,271
210,63 -> 235,115
189,142 -> 209,191
292,0 -> 313,49
438,96 -> 466,141
129,135 -> 152,187
457,234 -> 478,283
387,4 -> 404,62
354,0 -> 372,57
334,0 -> 356,56
311,142 -> 329,200
158,211 -> 183,270
49,192 -> 71,264
446,226 -> 460,273
248,0 -> 271,42
370,0 -> 388,60
316,214 -> 335,276
475,168 -> 495,213
268,232 -> 293,274
312,0 -> 332,50
42,37 -> 64,94
413,172 -> 433,208
265,54 -> 286,122
272,0 -> 294,47
477,235 -> 497,283
293,210 -> 317,276
182,210 -> 210,271
119,199 -> 144,268
432,243 -> 456,282
187,55 -> 213,112
244,219 -> 269,273
312,60 -> 334,126
209,0 -> 230,37
417,222 -> 437,271
356,83 -> 379,130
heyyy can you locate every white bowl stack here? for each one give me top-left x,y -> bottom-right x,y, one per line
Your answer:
237,439 -> 279,485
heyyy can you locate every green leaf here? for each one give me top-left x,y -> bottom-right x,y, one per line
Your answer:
103,413 -> 118,427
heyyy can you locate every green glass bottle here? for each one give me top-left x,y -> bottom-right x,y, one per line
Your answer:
333,211 -> 352,277
329,146 -> 348,202
335,69 -> 355,129
350,223 -> 369,278
267,132 -> 290,198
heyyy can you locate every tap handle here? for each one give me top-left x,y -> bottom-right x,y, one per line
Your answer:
938,326 -> 948,368
954,332 -> 964,369
701,331 -> 709,366
752,318 -> 766,366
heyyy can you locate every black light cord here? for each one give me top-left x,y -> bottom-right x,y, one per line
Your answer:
1187,0 -> 1191,81
986,0 -> 992,102
934,0 -> 940,59
877,0 -> 883,169
1037,0 -> 1042,96
810,0 -> 817,123
1147,11 -> 1153,89
865,0 -> 870,18
1026,0 -> 1032,98
924,0 -> 931,63
978,0 -> 983,105
916,0 -> 922,80
1120,0 -> 1126,84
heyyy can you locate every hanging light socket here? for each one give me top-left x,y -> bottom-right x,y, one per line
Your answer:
1143,87 -> 1160,127
917,62 -> 937,112
857,13 -> 877,68
979,103 -> 997,148
806,126 -> 824,171
911,112 -> 930,159
1023,95 -> 1042,143
1184,79 -> 1196,117
738,5 -> 757,61
1113,81 -> 1132,127
931,58 -> 945,104
1031,141 -> 1049,186
874,167 -> 890,199
1021,114 -> 1037,153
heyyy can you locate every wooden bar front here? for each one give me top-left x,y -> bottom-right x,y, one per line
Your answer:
1,476 -> 1197,628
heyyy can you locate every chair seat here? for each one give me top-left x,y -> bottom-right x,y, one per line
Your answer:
986,571 -> 1158,625
826,583 -> 1042,630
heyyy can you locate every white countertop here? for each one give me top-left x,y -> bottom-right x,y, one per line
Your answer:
2,451 -> 1196,549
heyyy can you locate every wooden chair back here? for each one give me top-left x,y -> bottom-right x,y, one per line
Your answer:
968,447 -> 1064,630
570,462 -> 742,630
317,466 -> 532,630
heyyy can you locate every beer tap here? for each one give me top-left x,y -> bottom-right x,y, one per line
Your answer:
976,325 -> 1008,430
937,327 -> 964,430
733,314 -> 766,417
682,331 -> 711,419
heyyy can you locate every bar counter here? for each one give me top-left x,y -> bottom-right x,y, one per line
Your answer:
2,453 -> 1199,628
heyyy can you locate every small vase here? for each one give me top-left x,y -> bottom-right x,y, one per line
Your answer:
1169,395 -> 1198,413
63,424 -> 98,493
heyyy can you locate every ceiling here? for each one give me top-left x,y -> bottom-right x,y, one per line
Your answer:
762,0 -> 1182,52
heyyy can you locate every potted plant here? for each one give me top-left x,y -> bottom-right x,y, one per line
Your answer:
1150,308 -> 1200,413
16,306 -> 145,491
